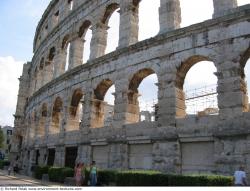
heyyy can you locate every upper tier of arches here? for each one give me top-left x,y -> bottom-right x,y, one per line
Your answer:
30,0 -> 247,95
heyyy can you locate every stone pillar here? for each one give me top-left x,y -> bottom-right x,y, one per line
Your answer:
77,145 -> 92,165
126,91 -> 140,123
217,63 -> 247,117
54,146 -> 65,167
44,61 -> 54,85
157,71 -> 184,126
118,0 -> 139,48
113,78 -> 140,127
69,37 -> 84,69
213,0 -> 237,18
36,70 -> 43,90
80,91 -> 92,130
159,0 -> 181,34
53,50 -> 67,78
89,23 -> 108,60
90,99 -> 106,128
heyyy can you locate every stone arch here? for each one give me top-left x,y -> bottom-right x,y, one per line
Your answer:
39,57 -> 45,70
48,47 -> 56,62
91,79 -> 115,128
175,55 -> 218,117
102,3 -> 120,25
62,34 -> 71,50
78,20 -> 92,38
78,20 -> 92,63
240,47 -> 250,112
51,97 -> 63,134
128,68 -> 158,123
240,47 -> 250,79
67,88 -> 84,131
102,3 -> 120,54
37,103 -> 47,137
176,55 -> 212,89
94,79 -> 114,101
43,47 -> 56,84
134,0 -> 160,40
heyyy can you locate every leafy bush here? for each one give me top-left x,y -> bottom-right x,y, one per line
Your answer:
34,166 -> 50,180
115,170 -> 233,186
48,167 -> 64,182
48,167 -> 74,183
116,170 -> 162,186
61,167 -> 74,182
49,167 -> 233,186
98,169 -> 118,185
0,160 -> 10,169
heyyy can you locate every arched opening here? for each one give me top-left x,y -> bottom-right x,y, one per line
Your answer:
62,35 -> 71,71
65,43 -> 71,71
128,68 -> 158,123
51,97 -> 63,134
67,89 -> 84,131
240,48 -> 250,112
176,56 -> 218,117
44,47 -> 56,84
103,85 -> 115,127
68,0 -> 74,11
38,103 -> 47,138
92,79 -> 115,128
39,58 -> 45,87
244,59 -> 250,111
180,0 -> 213,27
137,0 -> 160,41
79,20 -> 92,63
33,67 -> 38,93
102,3 -> 120,54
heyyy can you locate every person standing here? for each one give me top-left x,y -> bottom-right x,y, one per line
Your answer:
89,161 -> 97,186
80,162 -> 86,186
234,166 -> 248,186
74,163 -> 83,186
7,164 -> 12,175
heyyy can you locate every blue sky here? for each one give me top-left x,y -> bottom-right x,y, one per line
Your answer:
0,0 -> 50,61
0,0 -> 249,126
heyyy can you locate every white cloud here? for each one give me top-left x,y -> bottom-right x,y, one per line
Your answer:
0,56 -> 24,126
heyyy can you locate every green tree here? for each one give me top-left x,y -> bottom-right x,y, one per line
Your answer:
0,128 -> 4,149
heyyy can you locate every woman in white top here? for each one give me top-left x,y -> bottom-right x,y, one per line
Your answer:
234,166 -> 247,186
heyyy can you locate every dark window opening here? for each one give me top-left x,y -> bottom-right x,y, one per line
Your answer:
54,11 -> 59,17
35,150 -> 40,165
47,149 -> 55,166
65,147 -> 78,168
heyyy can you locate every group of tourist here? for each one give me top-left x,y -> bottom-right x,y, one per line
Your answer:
74,161 -> 97,186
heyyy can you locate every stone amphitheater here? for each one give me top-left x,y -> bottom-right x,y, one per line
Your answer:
10,0 -> 250,179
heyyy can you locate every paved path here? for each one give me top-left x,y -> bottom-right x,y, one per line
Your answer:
0,170 -> 62,187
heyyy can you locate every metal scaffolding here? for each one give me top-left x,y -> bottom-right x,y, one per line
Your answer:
185,84 -> 218,115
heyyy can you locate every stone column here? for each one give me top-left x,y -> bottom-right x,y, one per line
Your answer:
89,23 -> 108,60
159,0 -> 181,34
44,104 -> 52,142
53,50 -> 67,78
213,0 -> 237,18
157,71 -> 184,126
118,0 -> 139,48
80,91 -> 92,130
90,99 -> 106,128
69,37 -> 84,69
54,146 -> 65,167
113,78 -> 140,127
217,64 -> 247,117
43,61 -> 54,85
